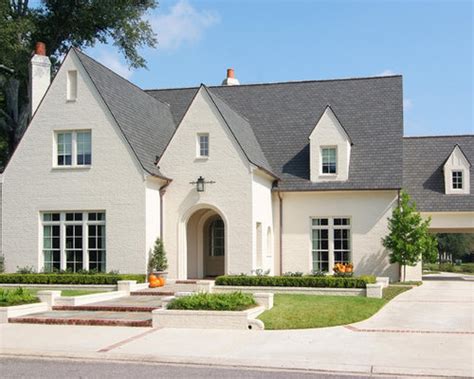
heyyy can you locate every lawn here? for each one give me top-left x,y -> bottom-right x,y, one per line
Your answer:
0,287 -> 106,297
258,285 -> 410,330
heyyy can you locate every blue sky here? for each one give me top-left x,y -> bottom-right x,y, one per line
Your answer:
88,0 -> 473,137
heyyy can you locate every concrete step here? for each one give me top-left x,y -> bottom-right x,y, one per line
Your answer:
9,310 -> 152,327
53,295 -> 163,312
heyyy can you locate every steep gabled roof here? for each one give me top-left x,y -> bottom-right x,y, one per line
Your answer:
74,49 -> 176,178
443,144 -> 472,167
147,75 -> 404,191
205,87 -> 277,178
403,135 -> 474,212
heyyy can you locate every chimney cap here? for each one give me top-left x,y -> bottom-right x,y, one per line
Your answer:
34,42 -> 46,56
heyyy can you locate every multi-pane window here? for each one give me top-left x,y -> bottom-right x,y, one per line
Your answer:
76,131 -> 92,165
321,147 -> 337,174
55,131 -> 91,167
198,134 -> 209,157
311,217 -> 351,272
452,171 -> 463,189
42,212 -> 105,272
209,218 -> 224,256
43,213 -> 61,272
57,133 -> 72,166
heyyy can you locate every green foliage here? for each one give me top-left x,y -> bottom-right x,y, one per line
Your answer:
436,233 -> 473,261
423,262 -> 474,274
215,275 -> 376,288
0,287 -> 39,306
382,285 -> 411,301
0,255 -> 4,273
382,191 -> 438,280
16,265 -> 35,274
148,238 -> 168,272
282,271 -> 304,277
0,273 -> 146,284
167,292 -> 257,311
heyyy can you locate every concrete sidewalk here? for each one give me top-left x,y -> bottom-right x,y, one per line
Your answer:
1,279 -> 473,377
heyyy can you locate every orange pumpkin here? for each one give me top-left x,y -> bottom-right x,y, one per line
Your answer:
149,279 -> 159,288
149,274 -> 158,282
159,277 -> 166,286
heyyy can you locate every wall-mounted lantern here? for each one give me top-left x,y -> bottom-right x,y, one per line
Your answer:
190,176 -> 215,192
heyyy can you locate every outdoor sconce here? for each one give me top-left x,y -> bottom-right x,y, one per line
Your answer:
190,176 -> 215,192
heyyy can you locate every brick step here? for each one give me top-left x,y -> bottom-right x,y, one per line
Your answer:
9,310 -> 152,328
52,305 -> 160,312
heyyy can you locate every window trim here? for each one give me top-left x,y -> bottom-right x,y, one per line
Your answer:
53,130 -> 92,168
310,216 -> 351,273
320,146 -> 338,176
41,211 -> 106,272
196,133 -> 210,159
452,170 -> 463,190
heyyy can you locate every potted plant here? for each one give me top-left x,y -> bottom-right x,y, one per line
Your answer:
148,238 -> 168,283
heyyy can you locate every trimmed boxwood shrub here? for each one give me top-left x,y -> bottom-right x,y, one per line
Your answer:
0,288 -> 39,307
0,273 -> 146,285
214,275 -> 376,288
167,292 -> 257,311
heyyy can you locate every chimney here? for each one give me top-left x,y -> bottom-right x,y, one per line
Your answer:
221,68 -> 240,86
29,42 -> 51,115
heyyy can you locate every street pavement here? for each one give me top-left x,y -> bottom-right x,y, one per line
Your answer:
0,276 -> 472,378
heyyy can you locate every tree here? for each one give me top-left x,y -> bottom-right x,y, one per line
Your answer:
437,234 -> 474,262
148,238 -> 168,273
382,191 -> 438,281
0,0 -> 158,168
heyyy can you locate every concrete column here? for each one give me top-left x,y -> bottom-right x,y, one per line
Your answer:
117,280 -> 137,295
366,283 -> 383,298
37,290 -> 62,308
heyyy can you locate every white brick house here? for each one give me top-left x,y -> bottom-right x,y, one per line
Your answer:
1,47 -> 472,281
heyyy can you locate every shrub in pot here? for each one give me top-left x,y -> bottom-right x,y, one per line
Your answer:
148,238 -> 168,284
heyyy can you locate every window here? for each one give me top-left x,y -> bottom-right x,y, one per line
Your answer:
42,212 -> 106,272
321,147 -> 337,174
452,171 -> 463,189
311,217 -> 351,272
67,70 -> 77,101
209,218 -> 224,256
198,134 -> 209,157
55,130 -> 91,167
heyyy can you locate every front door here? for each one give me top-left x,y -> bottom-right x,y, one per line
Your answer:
204,217 -> 225,277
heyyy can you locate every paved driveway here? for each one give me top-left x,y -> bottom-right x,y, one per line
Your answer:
1,278 -> 473,377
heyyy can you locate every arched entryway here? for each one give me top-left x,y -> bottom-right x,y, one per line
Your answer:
185,207 -> 226,279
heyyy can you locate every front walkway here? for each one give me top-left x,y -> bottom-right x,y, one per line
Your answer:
1,278 -> 473,377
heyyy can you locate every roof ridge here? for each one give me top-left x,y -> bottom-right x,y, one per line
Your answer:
144,74 -> 402,92
73,48 -> 172,109
404,134 -> 474,139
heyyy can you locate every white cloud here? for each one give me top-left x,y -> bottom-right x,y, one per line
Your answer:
94,50 -> 133,80
378,69 -> 397,76
149,0 -> 220,51
403,98 -> 413,111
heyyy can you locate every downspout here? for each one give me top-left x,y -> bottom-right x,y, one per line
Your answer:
397,189 -> 402,281
278,190 -> 283,275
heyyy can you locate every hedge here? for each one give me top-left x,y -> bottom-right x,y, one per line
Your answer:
167,292 -> 257,311
0,273 -> 146,285
214,275 -> 376,288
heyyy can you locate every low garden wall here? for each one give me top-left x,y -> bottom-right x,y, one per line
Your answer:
0,302 -> 48,323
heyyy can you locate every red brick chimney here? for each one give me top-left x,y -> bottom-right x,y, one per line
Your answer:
222,68 -> 240,86
34,42 -> 46,56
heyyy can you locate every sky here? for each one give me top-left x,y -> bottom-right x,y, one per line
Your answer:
86,0 -> 473,137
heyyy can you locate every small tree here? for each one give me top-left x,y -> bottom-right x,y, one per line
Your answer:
383,191 -> 437,281
148,237 -> 168,273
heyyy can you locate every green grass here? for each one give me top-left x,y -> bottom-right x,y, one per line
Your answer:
258,286 -> 410,330
167,292 -> 257,311
390,281 -> 423,286
0,288 -> 39,307
423,263 -> 474,274
0,287 -> 106,297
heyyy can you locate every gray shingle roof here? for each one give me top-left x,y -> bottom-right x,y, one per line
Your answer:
147,76 -> 404,191
205,87 -> 276,177
75,49 -> 176,178
403,135 -> 474,212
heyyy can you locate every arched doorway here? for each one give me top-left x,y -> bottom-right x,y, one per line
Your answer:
186,207 -> 226,279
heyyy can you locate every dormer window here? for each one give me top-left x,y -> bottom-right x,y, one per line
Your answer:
197,133 -> 209,158
452,171 -> 463,190
321,147 -> 337,174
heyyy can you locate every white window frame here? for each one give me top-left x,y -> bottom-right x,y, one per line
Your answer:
452,170 -> 463,190
320,146 -> 337,175
197,133 -> 209,158
310,217 -> 351,273
41,211 -> 106,272
67,70 -> 78,101
53,130 -> 92,168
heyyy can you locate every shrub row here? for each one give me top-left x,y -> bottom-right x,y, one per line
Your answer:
167,292 -> 257,311
214,275 -> 376,288
423,263 -> 474,274
0,287 -> 39,307
0,273 -> 146,285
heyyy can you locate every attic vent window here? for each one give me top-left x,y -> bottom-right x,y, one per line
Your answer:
452,171 -> 463,189
67,70 -> 77,101
197,133 -> 209,158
